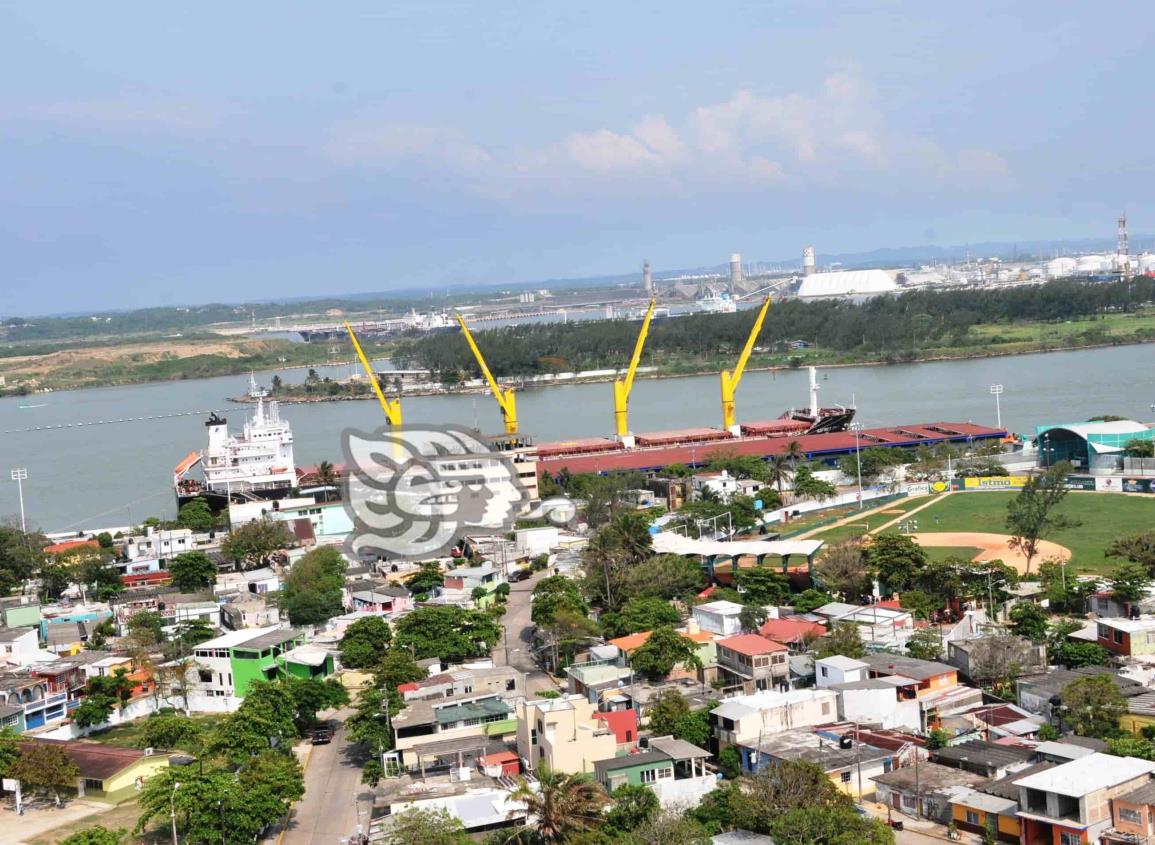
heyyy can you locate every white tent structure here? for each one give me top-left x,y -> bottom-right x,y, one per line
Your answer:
797,269 -> 897,302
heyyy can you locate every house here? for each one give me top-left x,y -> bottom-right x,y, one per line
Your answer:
443,562 -> 506,597
401,666 -> 523,702
1121,691 -> 1155,735
831,678 -> 921,731
125,526 -> 194,561
953,702 -> 1045,740
1013,752 -> 1155,845
1096,617 -> 1155,657
758,618 -> 826,651
516,694 -> 621,774
392,692 -> 519,772
593,737 -> 714,808
514,526 -> 560,558
1034,738 -> 1106,764
18,739 -> 172,802
1017,667 -> 1147,720
690,470 -> 762,504
607,629 -> 716,686
872,761 -> 988,822
349,585 -> 411,615
220,596 -> 281,631
715,634 -> 789,694
813,602 -> 914,648
241,567 -> 281,595
861,653 -> 958,697
710,689 -> 838,750
743,728 -> 893,797
185,627 -> 329,709
946,634 -> 1047,684
565,656 -> 634,701
1089,587 -> 1155,619
931,739 -> 1035,779
693,600 -> 746,636
591,709 -> 639,745
0,626 -> 42,666
815,655 -> 869,688
1103,779 -> 1155,845
949,788 -> 1021,843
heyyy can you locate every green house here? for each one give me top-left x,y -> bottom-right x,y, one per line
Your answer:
192,626 -> 335,701
594,750 -> 676,791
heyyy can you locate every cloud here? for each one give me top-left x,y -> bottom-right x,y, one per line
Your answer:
325,72 -> 1007,198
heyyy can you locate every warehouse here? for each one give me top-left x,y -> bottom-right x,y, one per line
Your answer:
796,269 -> 898,302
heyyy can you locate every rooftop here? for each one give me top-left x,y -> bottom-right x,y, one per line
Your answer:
981,762 -> 1055,801
19,739 -> 160,780
816,655 -> 868,671
872,761 -> 986,792
862,653 -> 956,681
755,729 -> 891,770
758,618 -> 826,643
933,740 -> 1035,771
1120,780 -> 1155,806
711,688 -> 835,721
195,625 -> 297,652
594,750 -> 670,773
718,634 -> 787,657
1013,753 -> 1155,797
648,736 -> 710,761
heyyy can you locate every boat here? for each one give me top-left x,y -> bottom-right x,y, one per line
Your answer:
18,403 -> 47,409
694,290 -> 737,314
174,375 -> 297,510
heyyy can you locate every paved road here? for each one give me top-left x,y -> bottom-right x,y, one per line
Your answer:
494,570 -> 561,695
282,709 -> 374,845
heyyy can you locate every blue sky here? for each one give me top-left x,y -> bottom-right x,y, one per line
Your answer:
2,2 -> 1153,315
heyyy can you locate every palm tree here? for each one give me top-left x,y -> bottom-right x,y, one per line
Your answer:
783,439 -> 805,469
316,460 -> 336,486
765,455 -> 794,501
508,767 -> 610,844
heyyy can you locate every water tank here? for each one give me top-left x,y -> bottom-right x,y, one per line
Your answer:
1076,255 -> 1107,274
1046,257 -> 1077,278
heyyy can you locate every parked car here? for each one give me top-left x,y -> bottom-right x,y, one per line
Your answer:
310,725 -> 334,745
509,569 -> 531,583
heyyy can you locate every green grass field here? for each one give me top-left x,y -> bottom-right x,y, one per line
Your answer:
807,495 -> 932,542
909,491 -> 1155,573
85,713 -> 223,752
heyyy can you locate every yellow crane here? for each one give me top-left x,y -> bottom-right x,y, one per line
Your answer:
343,322 -> 402,426
720,295 -> 772,434
613,298 -> 657,444
454,313 -> 519,434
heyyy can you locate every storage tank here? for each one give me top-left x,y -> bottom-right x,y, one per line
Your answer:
1076,255 -> 1108,274
1046,257 -> 1077,278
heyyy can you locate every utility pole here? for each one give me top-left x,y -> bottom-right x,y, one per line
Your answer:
10,468 -> 27,532
990,384 -> 1004,430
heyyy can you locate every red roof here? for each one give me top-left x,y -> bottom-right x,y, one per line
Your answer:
758,618 -> 827,644
536,421 -> 1005,475
480,750 -> 519,765
44,539 -> 99,555
592,708 -> 639,744
717,633 -> 788,656
634,428 -> 732,447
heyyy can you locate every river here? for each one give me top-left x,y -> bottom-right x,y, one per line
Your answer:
1,344 -> 1151,532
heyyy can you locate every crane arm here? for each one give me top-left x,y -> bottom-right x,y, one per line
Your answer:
344,322 -> 402,426
730,295 -> 772,390
622,299 -> 656,397
455,314 -> 509,415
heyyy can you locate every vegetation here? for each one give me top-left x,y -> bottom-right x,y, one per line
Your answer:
393,605 -> 502,662
629,627 -> 703,680
507,768 -> 611,844
815,622 -> 865,659
220,517 -> 294,569
167,550 -> 218,592
278,546 -> 347,625
1006,462 -> 1077,573
1060,673 -> 1126,737
338,615 -> 394,669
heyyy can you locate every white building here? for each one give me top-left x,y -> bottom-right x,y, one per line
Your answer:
693,600 -> 746,636
710,688 -> 838,747
0,627 -> 43,666
816,655 -> 869,688
832,679 -> 921,731
797,269 -> 897,302
514,526 -> 559,558
125,527 -> 194,561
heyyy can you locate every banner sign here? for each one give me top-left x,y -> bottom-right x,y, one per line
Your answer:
962,476 -> 1029,490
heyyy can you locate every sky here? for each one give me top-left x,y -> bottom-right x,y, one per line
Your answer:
2,2 -> 1153,315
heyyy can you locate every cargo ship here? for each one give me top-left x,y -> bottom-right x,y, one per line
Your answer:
533,367 -> 1004,476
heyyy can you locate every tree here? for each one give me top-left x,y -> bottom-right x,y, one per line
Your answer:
382,808 -> 472,845
738,604 -> 768,633
361,758 -> 385,787
815,623 -> 865,660
718,745 -> 741,779
1009,602 -> 1049,642
620,554 -> 706,602
393,605 -> 501,662
374,646 -> 426,691
866,533 -> 928,593
1125,438 -> 1155,458
813,541 -> 870,600
59,827 -> 123,845
1053,641 -> 1109,668
629,813 -> 712,845
792,466 -> 836,501
0,727 -> 18,778
168,551 -> 217,592
1111,562 -> 1152,604
1107,532 -> 1155,575
764,455 -> 794,500
599,597 -> 681,638
281,677 -> 349,730
279,546 -> 347,625
605,784 -> 659,834
74,667 -> 136,728
1061,674 -> 1126,737
838,447 -> 904,483
733,566 -> 790,605
205,681 -> 299,760
137,714 -> 203,750
9,743 -> 80,804
1108,735 -> 1155,760
220,517 -> 293,569
177,498 -> 215,532
508,767 -> 610,845
793,588 -> 832,614
630,626 -> 702,680
169,619 -> 217,656
731,760 -> 853,832
906,627 -> 944,661
339,616 -> 394,669
1006,462 -> 1075,574
405,561 -> 445,594
926,727 -> 952,750
768,807 -> 894,845
532,576 -> 589,626
646,688 -> 692,737
127,610 -> 165,643
347,687 -> 397,753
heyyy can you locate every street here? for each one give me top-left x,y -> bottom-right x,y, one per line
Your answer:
281,709 -> 374,845
493,569 -> 562,696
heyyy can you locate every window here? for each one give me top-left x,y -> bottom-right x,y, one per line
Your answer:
820,666 -> 828,677
1115,629 -> 1125,645
1119,807 -> 1142,825
198,670 -> 213,683
506,679 -> 516,691
840,771 -> 852,783
640,769 -> 657,784
1059,832 -> 1081,845
965,811 -> 980,825
84,778 -> 103,792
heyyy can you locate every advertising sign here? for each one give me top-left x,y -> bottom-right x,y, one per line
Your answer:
1064,476 -> 1096,491
962,476 -> 1029,490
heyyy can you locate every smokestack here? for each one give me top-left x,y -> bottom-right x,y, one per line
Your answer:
643,260 -> 653,294
729,253 -> 742,296
803,246 -> 816,276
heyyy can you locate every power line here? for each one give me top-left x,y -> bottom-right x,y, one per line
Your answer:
2,408 -> 227,435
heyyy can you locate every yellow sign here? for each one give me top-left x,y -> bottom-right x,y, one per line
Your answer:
963,476 -> 1028,490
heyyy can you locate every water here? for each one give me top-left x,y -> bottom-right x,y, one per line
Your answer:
2,344 -> 1153,531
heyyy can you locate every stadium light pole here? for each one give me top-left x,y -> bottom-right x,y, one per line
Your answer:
989,384 -> 1004,430
850,423 -> 864,509
9,468 -> 27,532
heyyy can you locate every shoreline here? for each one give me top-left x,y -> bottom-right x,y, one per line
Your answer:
224,336 -> 1155,405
